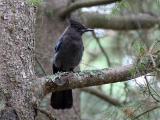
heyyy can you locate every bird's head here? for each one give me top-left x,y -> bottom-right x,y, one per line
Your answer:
69,19 -> 94,34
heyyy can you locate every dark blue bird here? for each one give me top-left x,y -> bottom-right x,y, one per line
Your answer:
51,19 -> 94,109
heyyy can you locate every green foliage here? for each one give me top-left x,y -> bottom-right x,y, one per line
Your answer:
112,0 -> 129,15
80,0 -> 160,119
27,0 -> 42,6
132,40 -> 146,56
137,62 -> 146,71
129,67 -> 137,77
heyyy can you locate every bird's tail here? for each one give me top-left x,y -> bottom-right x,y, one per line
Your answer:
51,64 -> 73,109
51,89 -> 73,109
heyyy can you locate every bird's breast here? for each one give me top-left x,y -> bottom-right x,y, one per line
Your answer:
54,40 -> 84,69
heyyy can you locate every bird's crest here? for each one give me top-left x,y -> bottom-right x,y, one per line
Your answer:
69,19 -> 86,30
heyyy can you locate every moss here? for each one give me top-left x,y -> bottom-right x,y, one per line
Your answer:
27,0 -> 43,6
129,67 -> 137,77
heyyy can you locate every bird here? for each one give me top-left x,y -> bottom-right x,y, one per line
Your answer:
51,19 -> 94,109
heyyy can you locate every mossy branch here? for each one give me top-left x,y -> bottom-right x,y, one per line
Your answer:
33,53 -> 160,101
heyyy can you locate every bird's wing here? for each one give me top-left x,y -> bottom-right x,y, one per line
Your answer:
55,27 -> 70,53
55,36 -> 63,53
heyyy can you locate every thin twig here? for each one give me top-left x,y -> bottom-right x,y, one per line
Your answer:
36,108 -> 56,120
81,88 -> 121,106
144,76 -> 160,102
92,31 -> 111,67
132,106 -> 160,120
35,56 -> 47,76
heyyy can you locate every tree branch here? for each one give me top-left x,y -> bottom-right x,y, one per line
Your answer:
82,13 -> 160,30
33,52 -> 160,101
81,88 -> 121,106
58,0 -> 122,19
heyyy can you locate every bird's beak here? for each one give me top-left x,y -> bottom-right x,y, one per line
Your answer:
82,28 -> 94,33
85,28 -> 94,32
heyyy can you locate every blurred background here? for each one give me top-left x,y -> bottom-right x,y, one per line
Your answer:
30,0 -> 160,119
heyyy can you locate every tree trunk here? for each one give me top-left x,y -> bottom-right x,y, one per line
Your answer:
0,0 -> 35,119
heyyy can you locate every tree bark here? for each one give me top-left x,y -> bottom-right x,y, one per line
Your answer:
0,0 -> 35,119
82,13 -> 160,30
